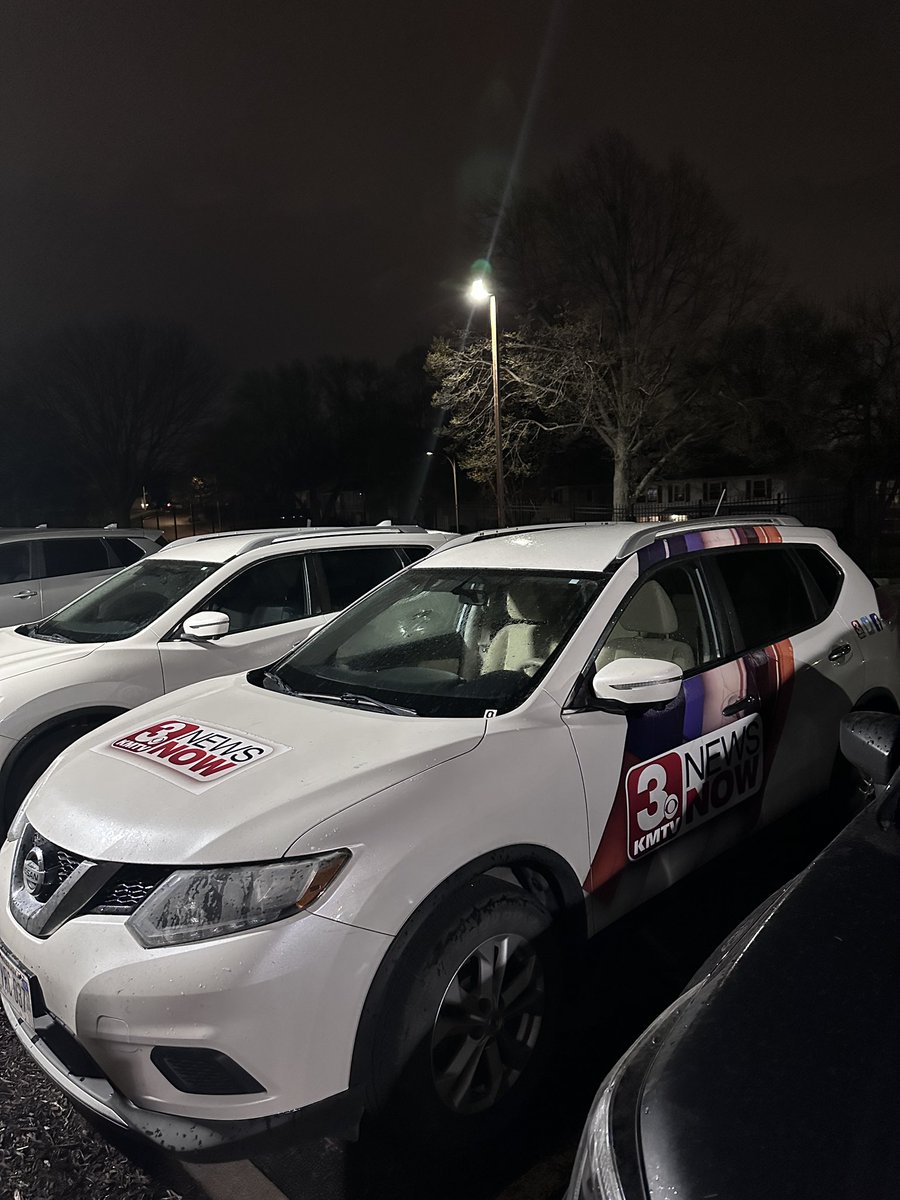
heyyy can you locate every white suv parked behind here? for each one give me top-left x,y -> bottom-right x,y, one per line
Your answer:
0,525 -> 452,830
0,517 -> 896,1154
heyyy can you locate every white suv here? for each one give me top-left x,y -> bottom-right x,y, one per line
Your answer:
0,517 -> 896,1155
0,525 -> 452,830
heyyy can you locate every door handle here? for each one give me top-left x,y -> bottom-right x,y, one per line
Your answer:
14,590 -> 37,599
722,695 -> 756,716
828,643 -> 852,663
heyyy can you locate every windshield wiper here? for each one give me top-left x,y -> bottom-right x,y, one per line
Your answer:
261,674 -> 416,715
262,671 -> 301,696
336,692 -> 418,716
24,625 -> 73,643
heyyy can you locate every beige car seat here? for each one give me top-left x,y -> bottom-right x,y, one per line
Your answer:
595,580 -> 695,671
483,580 -> 569,675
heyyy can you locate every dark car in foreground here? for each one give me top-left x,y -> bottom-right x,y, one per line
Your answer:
566,709 -> 900,1200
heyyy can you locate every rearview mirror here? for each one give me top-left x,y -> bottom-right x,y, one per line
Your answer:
593,658 -> 683,707
839,711 -> 900,785
182,611 -> 230,641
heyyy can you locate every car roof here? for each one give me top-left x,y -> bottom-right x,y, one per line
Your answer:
154,525 -> 452,565
0,527 -> 157,542
417,516 -> 810,573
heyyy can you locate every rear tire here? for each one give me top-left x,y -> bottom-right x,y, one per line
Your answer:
365,876 -> 562,1148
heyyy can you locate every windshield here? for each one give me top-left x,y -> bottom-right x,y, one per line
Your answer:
263,568 -> 605,717
30,558 -> 224,643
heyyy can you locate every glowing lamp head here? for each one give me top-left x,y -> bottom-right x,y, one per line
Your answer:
468,277 -> 492,304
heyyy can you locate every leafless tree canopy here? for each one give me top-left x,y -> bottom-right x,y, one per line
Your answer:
432,133 -> 773,507
18,319 -> 223,526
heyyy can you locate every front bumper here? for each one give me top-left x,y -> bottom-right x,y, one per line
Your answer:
4,1000 -> 364,1158
0,837 -> 393,1144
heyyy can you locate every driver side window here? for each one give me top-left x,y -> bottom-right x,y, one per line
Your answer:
207,556 -> 311,634
595,563 -> 717,675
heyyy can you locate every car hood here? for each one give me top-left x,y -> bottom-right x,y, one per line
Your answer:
637,804 -> 900,1200
23,673 -> 488,865
0,628 -> 97,681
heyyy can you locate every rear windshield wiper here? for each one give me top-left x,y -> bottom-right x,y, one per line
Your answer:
262,673 -> 416,715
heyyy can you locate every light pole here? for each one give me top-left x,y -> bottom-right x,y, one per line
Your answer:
426,451 -> 459,532
468,277 -> 506,528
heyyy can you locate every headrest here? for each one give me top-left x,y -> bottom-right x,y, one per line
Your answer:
507,580 -> 559,623
620,580 -> 677,635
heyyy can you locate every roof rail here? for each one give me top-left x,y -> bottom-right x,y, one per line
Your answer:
187,524 -> 433,557
615,513 -> 803,559
189,526 -> 322,544
266,524 -> 427,548
468,522 -> 601,544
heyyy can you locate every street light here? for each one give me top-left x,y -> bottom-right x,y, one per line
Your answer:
468,276 -> 506,528
426,451 -> 459,532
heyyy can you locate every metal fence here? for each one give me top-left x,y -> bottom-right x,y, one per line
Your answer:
445,493 -> 849,534
429,491 -> 900,576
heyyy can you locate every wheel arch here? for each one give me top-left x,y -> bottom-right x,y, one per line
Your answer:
853,688 -> 899,715
0,706 -> 128,805
349,842 -> 585,1094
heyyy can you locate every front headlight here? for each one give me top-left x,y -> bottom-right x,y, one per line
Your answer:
566,986 -> 700,1200
126,851 -> 350,948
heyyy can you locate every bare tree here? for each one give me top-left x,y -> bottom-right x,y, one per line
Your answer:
18,320 -> 223,526
842,287 -> 900,526
708,302 -> 857,474
433,133 -> 772,507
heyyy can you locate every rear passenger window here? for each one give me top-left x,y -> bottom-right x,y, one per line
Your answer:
315,549 -> 405,612
0,544 -> 32,585
42,538 -> 109,578
794,544 -> 843,619
106,538 -> 146,568
714,547 -> 818,651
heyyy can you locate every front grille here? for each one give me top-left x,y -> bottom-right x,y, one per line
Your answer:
90,867 -> 171,915
12,825 -> 171,933
32,833 -> 83,887
56,849 -> 81,883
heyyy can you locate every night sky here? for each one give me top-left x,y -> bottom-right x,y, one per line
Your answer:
2,0 -> 898,370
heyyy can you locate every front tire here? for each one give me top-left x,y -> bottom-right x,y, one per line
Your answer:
366,876 -> 562,1147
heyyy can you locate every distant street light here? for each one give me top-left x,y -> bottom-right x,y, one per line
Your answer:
426,451 -> 459,532
468,276 -> 506,528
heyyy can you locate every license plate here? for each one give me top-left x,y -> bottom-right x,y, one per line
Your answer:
0,943 -> 34,1029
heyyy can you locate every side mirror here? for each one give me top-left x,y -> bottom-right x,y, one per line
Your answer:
839,711 -> 900,785
592,657 -> 683,707
182,611 -> 230,642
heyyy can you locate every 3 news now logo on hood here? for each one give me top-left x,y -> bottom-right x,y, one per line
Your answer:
93,718 -> 290,793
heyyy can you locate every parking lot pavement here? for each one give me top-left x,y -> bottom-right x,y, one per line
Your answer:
0,791 -> 848,1200
183,1160 -> 290,1200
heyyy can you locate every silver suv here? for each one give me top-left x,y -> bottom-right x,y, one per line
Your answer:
0,528 -> 165,627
